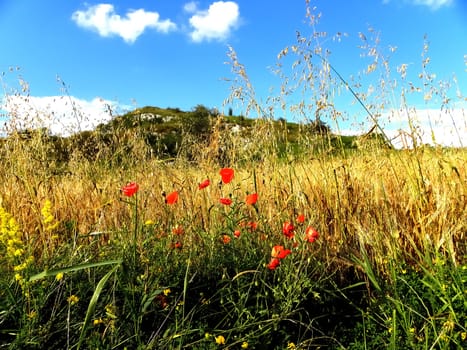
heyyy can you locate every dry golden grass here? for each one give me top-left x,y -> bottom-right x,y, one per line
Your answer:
1,134 -> 465,275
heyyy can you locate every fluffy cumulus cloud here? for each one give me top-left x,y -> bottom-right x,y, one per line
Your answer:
72,4 -> 176,43
187,1 -> 240,42
1,95 -> 122,136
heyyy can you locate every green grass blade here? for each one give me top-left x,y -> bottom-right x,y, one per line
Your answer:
28,259 -> 123,282
76,263 -> 120,350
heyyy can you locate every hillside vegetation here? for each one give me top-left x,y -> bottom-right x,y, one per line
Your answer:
2,103 -> 369,169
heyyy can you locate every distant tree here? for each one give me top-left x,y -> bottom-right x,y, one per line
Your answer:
167,107 -> 181,113
228,107 -> 233,116
308,118 -> 330,135
186,104 -> 211,136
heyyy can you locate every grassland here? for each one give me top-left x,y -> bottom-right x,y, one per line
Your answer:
1,4 -> 466,347
0,119 -> 465,349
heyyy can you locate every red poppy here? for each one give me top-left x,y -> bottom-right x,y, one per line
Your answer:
219,197 -> 232,206
267,258 -> 281,270
172,241 -> 183,249
271,245 -> 291,259
296,214 -> 305,224
246,221 -> 258,230
305,226 -> 319,243
222,234 -> 231,244
219,168 -> 234,184
172,225 -> 184,235
282,221 -> 295,239
121,182 -> 139,197
233,230 -> 241,238
240,221 -> 258,230
245,193 -> 258,205
198,179 -> 210,190
165,191 -> 179,205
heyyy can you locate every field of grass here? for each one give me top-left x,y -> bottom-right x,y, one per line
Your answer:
1,4 -> 466,348
0,126 -> 465,349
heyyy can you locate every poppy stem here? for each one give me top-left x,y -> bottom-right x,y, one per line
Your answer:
133,193 -> 138,269
253,168 -> 258,194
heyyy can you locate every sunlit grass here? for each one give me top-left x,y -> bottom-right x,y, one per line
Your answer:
1,139 -> 465,348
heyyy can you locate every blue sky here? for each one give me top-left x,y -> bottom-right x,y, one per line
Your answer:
1,0 -> 466,146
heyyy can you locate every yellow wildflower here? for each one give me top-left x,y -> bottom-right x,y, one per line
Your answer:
163,288 -> 171,296
41,200 -> 54,224
14,262 -> 28,271
55,272 -> 64,281
41,199 -> 59,231
105,304 -> 117,319
215,335 -> 225,345
287,342 -> 296,349
67,295 -> 79,305
13,248 -> 24,257
241,341 -> 249,348
443,319 -> 455,332
0,208 -> 24,262
176,300 -> 184,311
93,318 -> 104,326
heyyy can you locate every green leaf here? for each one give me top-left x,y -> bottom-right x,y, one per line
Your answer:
77,263 -> 120,350
28,259 -> 122,282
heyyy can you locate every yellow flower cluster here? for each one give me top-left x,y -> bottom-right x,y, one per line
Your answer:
41,199 -> 59,232
0,206 -> 33,290
13,256 -> 34,272
67,295 -> 79,305
0,207 -> 31,265
91,304 -> 117,332
0,206 -> 24,262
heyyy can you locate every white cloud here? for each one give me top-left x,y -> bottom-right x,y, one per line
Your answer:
188,1 -> 240,42
382,0 -> 454,11
183,1 -> 199,13
384,0 -> 454,10
1,95 -> 125,136
412,0 -> 453,10
72,4 -> 177,43
340,107 -> 467,148
383,107 -> 466,148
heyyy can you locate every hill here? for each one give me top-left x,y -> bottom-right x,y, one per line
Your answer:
1,105 -> 391,169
